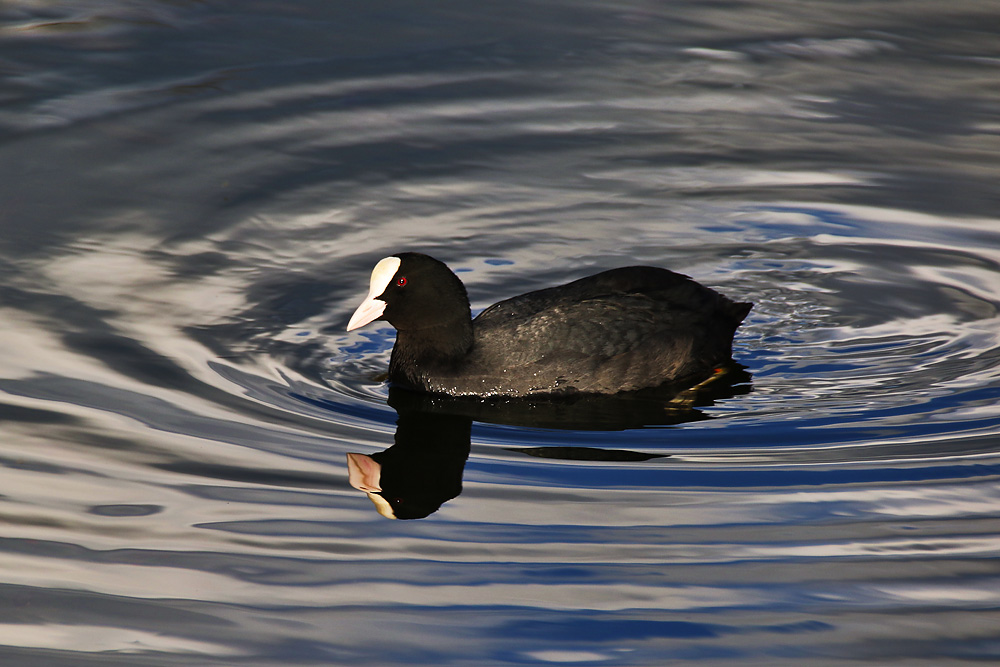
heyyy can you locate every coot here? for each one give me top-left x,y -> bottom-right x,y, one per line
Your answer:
347,252 -> 751,397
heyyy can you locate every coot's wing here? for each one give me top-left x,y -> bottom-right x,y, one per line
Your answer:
471,293 -> 741,394
474,294 -> 705,363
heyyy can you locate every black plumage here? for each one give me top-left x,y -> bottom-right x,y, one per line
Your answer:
347,252 -> 751,397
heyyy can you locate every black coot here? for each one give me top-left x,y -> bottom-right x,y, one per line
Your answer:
347,252 -> 752,397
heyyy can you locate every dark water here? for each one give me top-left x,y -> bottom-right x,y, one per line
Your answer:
2,1 -> 1000,664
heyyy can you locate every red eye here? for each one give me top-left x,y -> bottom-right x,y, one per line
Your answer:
396,276 -> 407,287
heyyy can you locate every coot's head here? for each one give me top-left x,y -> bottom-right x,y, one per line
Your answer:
347,252 -> 471,332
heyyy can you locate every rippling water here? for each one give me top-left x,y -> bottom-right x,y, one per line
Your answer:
2,1 -> 1000,664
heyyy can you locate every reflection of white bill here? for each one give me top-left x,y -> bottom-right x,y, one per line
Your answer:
347,452 -> 396,519
347,452 -> 381,492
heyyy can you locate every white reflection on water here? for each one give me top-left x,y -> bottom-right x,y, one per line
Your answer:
524,650 -> 616,663
0,624 -> 243,656
588,167 -> 868,189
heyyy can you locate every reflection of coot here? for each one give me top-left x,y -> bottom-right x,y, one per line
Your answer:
348,408 -> 471,520
348,368 -> 752,519
347,253 -> 752,397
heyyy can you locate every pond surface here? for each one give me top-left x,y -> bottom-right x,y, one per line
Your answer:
1,1 -> 999,664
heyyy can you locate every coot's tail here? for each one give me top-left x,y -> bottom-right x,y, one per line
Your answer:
729,301 -> 753,325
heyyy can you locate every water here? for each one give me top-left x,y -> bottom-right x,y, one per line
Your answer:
1,1 -> 999,664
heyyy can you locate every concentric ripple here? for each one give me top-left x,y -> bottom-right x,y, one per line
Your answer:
291,204 -> 1000,476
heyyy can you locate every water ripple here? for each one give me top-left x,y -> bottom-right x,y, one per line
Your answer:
2,1 -> 1000,662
